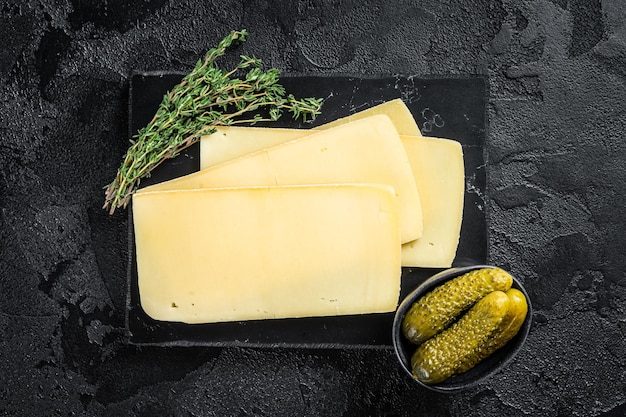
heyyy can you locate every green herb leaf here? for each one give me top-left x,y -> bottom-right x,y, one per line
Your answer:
103,29 -> 323,214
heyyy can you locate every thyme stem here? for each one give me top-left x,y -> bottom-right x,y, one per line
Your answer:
103,29 -> 323,214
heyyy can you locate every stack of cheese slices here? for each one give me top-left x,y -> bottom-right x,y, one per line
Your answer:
132,99 -> 465,324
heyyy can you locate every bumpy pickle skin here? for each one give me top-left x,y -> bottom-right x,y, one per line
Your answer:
402,267 -> 513,345
457,288 -> 528,373
410,291 -> 510,384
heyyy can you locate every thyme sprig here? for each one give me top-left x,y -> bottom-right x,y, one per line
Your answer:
103,29 -> 323,214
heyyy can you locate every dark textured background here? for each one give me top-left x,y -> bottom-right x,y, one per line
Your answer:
1,0 -> 625,416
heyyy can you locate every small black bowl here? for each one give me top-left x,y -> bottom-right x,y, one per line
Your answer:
392,265 -> 532,393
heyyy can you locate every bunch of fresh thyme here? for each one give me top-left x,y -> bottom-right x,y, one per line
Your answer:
103,29 -> 323,214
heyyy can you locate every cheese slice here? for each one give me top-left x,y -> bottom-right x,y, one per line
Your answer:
200,98 -> 421,170
133,184 -> 402,324
140,115 -> 423,243
401,136 -> 464,267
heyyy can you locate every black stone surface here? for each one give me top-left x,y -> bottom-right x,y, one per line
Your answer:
126,73 -> 487,348
1,1 -> 625,416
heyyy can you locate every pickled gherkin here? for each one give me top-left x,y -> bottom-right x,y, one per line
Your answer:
411,291 -> 510,384
456,288 -> 528,373
402,267 -> 513,345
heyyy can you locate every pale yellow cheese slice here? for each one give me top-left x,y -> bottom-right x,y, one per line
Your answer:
133,184 -> 402,324
200,98 -> 421,169
400,136 -> 464,267
140,115 -> 423,243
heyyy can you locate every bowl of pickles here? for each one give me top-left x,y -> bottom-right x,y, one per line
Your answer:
392,265 -> 532,392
